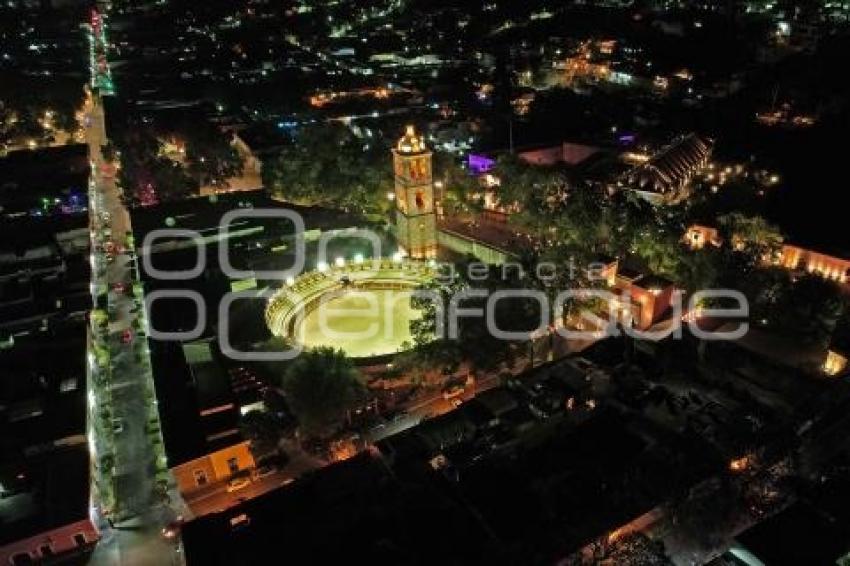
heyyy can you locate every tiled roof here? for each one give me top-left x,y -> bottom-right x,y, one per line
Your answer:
628,134 -> 712,194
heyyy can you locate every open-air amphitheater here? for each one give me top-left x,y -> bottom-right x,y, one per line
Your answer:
264,259 -> 437,359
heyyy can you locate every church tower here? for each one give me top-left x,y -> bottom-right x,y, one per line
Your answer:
392,126 -> 437,259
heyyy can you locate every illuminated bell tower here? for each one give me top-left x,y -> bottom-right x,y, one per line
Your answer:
392,126 -> 437,259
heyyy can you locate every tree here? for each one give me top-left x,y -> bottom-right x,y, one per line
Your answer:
432,151 -> 481,215
630,228 -> 686,280
115,126 -> 196,204
183,126 -> 243,187
780,274 -> 846,347
262,123 -> 392,217
493,153 -> 570,225
726,266 -> 792,326
240,410 -> 282,458
677,248 -> 721,294
718,213 -> 784,271
409,259 -> 545,372
280,347 -> 364,437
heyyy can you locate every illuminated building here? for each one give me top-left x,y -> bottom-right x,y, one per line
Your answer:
685,224 -> 850,285
171,442 -> 256,497
623,134 -> 713,204
823,350 -> 848,376
683,225 -> 722,250
392,126 -> 437,259
778,245 -> 850,284
611,269 -> 677,331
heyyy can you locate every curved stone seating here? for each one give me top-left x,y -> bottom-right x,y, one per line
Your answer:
264,259 -> 436,343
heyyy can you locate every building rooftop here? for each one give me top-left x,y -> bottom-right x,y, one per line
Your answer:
634,274 -> 675,291
0,320 -> 90,546
736,498 -> 850,566
130,190 -> 365,244
149,341 -> 207,468
626,133 -> 712,195
0,445 -> 90,547
182,452 -> 494,564
0,145 -> 89,217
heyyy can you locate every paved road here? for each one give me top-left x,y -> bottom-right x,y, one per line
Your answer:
85,94 -> 187,565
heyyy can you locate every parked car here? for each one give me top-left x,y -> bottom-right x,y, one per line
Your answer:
226,476 -> 251,492
252,465 -> 276,480
161,516 -> 185,539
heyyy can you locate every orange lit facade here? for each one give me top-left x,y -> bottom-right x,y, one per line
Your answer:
823,350 -> 848,376
684,224 -> 849,285
171,441 -> 256,496
683,225 -> 721,250
0,519 -> 99,565
611,269 -> 677,331
779,245 -> 850,284
582,257 -> 677,332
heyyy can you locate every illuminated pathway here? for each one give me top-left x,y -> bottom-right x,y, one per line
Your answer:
84,8 -> 186,565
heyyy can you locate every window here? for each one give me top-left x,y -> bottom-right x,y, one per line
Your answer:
39,544 -> 54,558
227,457 -> 239,474
11,552 -> 33,565
73,533 -> 87,547
193,469 -> 208,486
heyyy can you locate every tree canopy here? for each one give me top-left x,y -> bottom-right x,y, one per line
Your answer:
280,347 -> 364,437
262,123 -> 393,217
408,259 -> 548,373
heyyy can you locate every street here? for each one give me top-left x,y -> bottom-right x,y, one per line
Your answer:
85,88 -> 187,564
